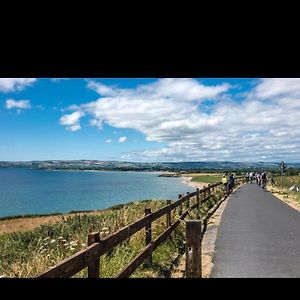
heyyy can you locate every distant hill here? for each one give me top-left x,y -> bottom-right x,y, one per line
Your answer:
1,160 -> 300,172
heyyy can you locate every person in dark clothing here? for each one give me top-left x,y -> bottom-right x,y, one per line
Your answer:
228,173 -> 235,191
261,172 -> 267,189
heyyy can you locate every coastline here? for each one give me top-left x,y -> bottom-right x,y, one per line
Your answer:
180,175 -> 207,190
0,173 -> 197,234
0,210 -> 110,235
0,200 -> 151,235
47,169 -> 164,175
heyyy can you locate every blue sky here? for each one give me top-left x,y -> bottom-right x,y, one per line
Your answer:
1,78 -> 300,162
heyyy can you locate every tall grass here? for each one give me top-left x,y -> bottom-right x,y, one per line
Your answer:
191,175 -> 222,184
273,175 -> 300,189
0,191 -> 225,278
272,175 -> 300,203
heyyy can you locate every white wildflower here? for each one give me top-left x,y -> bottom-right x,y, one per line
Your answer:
100,231 -> 107,238
44,237 -> 50,241
81,243 -> 86,247
69,247 -> 75,251
58,237 -> 64,240
64,243 -> 69,246
0,275 -> 5,278
50,239 -> 56,244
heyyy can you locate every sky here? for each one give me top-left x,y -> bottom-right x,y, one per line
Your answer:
0,78 -> 300,163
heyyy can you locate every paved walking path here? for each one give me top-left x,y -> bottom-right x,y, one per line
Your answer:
211,183 -> 300,277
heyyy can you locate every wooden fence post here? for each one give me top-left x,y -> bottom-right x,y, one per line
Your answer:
203,186 -> 206,201
196,188 -> 200,219
145,208 -> 152,264
87,232 -> 100,278
166,200 -> 171,227
186,192 -> 190,208
186,220 -> 202,278
178,194 -> 183,216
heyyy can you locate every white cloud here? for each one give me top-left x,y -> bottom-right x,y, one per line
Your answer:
74,79 -> 231,145
105,139 -> 113,143
0,78 -> 37,93
60,111 -> 84,126
89,119 -> 103,130
252,78 -> 300,100
118,136 -> 127,143
86,78 -> 230,101
67,124 -> 81,132
60,111 -> 84,132
50,78 -> 69,82
5,99 -> 31,110
87,80 -> 114,96
60,78 -> 300,162
144,78 -> 231,101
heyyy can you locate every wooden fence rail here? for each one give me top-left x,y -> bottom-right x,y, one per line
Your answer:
35,176 -> 244,278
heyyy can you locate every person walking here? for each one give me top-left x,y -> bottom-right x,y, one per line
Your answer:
249,172 -> 253,183
222,173 -> 229,195
257,173 -> 261,187
261,172 -> 267,189
229,173 -> 234,192
245,172 -> 249,183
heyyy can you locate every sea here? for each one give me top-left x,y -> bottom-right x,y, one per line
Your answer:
0,168 -> 194,218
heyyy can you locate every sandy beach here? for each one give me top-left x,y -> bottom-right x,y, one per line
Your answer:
180,176 -> 207,190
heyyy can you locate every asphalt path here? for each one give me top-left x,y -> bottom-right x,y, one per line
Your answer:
211,183 -> 300,277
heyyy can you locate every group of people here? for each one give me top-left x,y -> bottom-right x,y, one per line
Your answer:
245,172 -> 268,189
221,173 -> 235,194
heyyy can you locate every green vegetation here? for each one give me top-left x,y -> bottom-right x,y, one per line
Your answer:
3,160 -> 299,173
0,200 -> 164,278
191,175 -> 222,184
273,175 -> 300,189
0,188 -> 226,278
272,175 -> 300,203
0,213 -> 62,221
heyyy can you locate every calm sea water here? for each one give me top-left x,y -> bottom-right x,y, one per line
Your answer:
0,168 -> 194,218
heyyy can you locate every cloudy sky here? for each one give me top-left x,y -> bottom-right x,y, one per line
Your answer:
1,78 -> 299,162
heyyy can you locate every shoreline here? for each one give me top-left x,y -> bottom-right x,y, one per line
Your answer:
0,174 -> 202,234
47,169 -> 164,174
0,200 -> 151,235
0,173 -> 190,223
180,175 -> 207,190
1,167 -> 166,174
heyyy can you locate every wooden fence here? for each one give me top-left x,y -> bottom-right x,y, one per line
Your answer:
36,176 -> 244,278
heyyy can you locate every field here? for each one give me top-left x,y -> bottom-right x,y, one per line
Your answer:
189,174 -> 222,184
273,175 -> 300,189
0,192 -> 223,278
270,175 -> 300,203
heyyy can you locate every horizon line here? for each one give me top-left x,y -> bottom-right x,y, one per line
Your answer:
0,159 -> 297,164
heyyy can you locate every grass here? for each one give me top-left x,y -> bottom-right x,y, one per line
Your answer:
0,213 -> 62,221
190,174 -> 222,184
0,203 -> 143,235
272,175 -> 300,204
0,189 -> 226,278
273,175 -> 300,189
